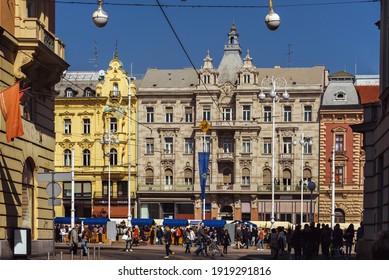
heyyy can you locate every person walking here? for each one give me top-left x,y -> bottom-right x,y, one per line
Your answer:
163,226 -> 175,259
269,228 -> 278,259
344,223 -> 355,258
222,228 -> 231,254
69,224 -> 79,256
291,224 -> 303,260
81,225 -> 92,256
156,226 -> 164,245
195,222 -> 207,256
184,228 -> 191,253
124,226 -> 133,252
257,228 -> 265,250
320,224 -> 332,259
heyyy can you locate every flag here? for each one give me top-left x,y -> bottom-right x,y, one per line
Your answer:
198,151 -> 210,200
0,82 -> 24,142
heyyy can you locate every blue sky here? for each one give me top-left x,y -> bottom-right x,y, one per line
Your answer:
56,0 -> 380,77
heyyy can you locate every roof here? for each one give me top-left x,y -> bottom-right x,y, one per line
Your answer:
356,85 -> 380,104
140,68 -> 198,89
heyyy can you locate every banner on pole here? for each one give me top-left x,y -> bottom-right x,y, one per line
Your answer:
198,152 -> 210,200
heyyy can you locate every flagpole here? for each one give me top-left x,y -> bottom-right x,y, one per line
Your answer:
202,132 -> 205,220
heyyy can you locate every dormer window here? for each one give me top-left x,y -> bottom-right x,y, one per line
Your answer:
203,74 -> 210,84
243,74 -> 250,84
335,91 -> 346,101
65,88 -> 74,97
111,83 -> 119,97
84,87 -> 94,97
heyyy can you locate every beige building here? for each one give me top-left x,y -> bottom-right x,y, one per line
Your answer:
54,54 -> 138,223
0,1 -> 68,258
136,25 -> 328,223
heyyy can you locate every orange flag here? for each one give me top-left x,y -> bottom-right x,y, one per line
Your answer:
0,82 -> 24,142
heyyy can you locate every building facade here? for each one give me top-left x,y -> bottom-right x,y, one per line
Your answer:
54,54 -> 138,223
319,72 -> 379,227
136,25 -> 328,223
0,1 -> 68,258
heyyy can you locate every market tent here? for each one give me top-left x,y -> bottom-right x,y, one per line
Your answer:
131,218 -> 155,226
203,219 -> 226,228
231,220 -> 258,227
80,217 -> 109,225
162,219 -> 188,227
54,217 -> 79,224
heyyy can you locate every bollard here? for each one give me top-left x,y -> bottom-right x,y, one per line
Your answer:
60,251 -> 63,260
47,252 -> 50,260
93,246 -> 96,260
71,250 -> 73,260
98,246 -> 100,260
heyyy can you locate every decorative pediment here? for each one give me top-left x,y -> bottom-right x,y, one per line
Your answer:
59,139 -> 75,149
239,159 -> 252,167
78,139 -> 94,149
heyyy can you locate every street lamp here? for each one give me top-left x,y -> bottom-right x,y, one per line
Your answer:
259,76 -> 289,229
265,0 -> 281,31
100,130 -> 119,220
307,181 -> 316,224
299,134 -> 313,225
92,0 -> 108,28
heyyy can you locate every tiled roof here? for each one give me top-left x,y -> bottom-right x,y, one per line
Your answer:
356,85 -> 380,104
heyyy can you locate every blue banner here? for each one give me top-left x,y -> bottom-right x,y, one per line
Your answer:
198,152 -> 210,200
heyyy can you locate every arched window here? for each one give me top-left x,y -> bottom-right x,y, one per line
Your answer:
303,169 -> 312,182
83,149 -> 91,166
263,169 -> 271,186
242,168 -> 250,185
64,149 -> 71,166
184,169 -> 193,185
113,83 -> 119,97
223,168 -> 232,185
110,148 -> 117,166
282,169 -> 292,190
335,208 -> 345,223
145,168 -> 154,185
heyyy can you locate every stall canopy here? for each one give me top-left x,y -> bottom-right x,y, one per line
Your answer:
131,218 -> 155,226
80,217 -> 109,225
203,219 -> 226,228
232,220 -> 258,228
162,219 -> 188,227
54,217 -> 79,224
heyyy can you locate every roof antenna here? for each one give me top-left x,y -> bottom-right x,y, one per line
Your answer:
89,37 -> 99,71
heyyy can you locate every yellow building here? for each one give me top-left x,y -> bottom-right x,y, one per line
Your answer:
54,53 -> 137,223
0,1 -> 68,258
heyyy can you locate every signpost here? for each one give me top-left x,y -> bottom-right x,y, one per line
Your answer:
198,120 -> 210,220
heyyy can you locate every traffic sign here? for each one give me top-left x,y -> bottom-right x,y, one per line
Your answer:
48,198 -> 61,206
199,120 -> 210,132
37,172 -> 71,182
46,182 -> 61,198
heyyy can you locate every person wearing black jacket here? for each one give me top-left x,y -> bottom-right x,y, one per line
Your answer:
163,226 -> 175,259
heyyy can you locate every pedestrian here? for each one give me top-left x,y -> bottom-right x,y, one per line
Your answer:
156,225 -> 164,245
344,223 -> 355,258
133,225 -> 140,246
150,226 -> 155,245
195,222 -> 207,256
291,224 -> 303,260
355,221 -> 364,254
81,225 -> 92,256
183,228 -> 191,253
222,228 -> 231,254
163,226 -> 175,259
332,223 -> 344,258
60,225 -> 66,242
124,226 -> 133,252
257,228 -> 265,250
235,227 -> 243,249
269,228 -> 278,259
320,224 -> 332,259
189,227 -> 196,248
69,224 -> 79,256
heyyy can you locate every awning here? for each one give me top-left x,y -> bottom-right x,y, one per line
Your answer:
189,220 -> 202,225
54,217 -> 79,224
162,219 -> 188,227
231,220 -> 258,227
203,219 -> 226,228
131,218 -> 155,226
80,217 -> 109,225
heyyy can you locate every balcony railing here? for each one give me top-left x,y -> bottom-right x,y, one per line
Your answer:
217,152 -> 234,161
257,184 -> 318,192
138,184 -> 194,192
216,184 -> 233,191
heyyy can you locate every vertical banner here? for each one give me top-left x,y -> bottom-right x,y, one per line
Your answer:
198,151 -> 210,200
0,82 -> 24,142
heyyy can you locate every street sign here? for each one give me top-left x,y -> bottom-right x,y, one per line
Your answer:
48,198 -> 61,206
46,182 -> 61,197
37,172 -> 72,182
199,120 -> 210,132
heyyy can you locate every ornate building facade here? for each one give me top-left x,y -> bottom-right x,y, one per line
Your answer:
0,1 -> 68,258
136,25 -> 327,222
54,54 -> 138,222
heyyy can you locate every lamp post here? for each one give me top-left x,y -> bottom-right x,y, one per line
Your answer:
299,133 -> 313,225
92,0 -> 108,28
100,127 -> 119,220
265,0 -> 281,31
307,181 -> 316,224
259,76 -> 289,229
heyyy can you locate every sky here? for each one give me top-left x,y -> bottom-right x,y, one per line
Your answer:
55,0 -> 381,78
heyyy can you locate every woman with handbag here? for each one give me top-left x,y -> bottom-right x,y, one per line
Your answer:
124,226 -> 133,252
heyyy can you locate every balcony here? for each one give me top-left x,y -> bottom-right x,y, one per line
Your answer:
93,192 -> 131,206
257,184 -> 318,193
217,152 -> 234,162
138,184 -> 194,192
216,184 -> 233,191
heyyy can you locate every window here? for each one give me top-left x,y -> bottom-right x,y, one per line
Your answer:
110,118 -> 117,133
283,106 -> 292,122
203,108 -> 211,121
335,134 -> 344,152
282,169 -> 291,189
263,169 -> 271,186
223,108 -> 233,121
64,149 -> 71,166
165,137 -> 173,154
242,168 -> 250,185
112,83 -> 119,97
65,88 -> 73,97
146,138 -> 154,154
165,169 -> 173,185
64,182 -> 92,197
145,169 -> 154,185
83,119 -> 90,134
335,166 -> 344,184
184,138 -> 193,154
64,119 -> 71,134
264,106 -> 272,122
184,169 -> 193,185
83,149 -> 91,166
283,137 -> 293,154
202,136 -> 211,153
84,87 -> 94,97
304,105 -> 312,122
243,74 -> 250,84
303,139 -> 313,154
242,139 -> 250,153
110,148 -> 118,166
335,91 -> 346,101
242,105 -> 251,121
102,181 -> 113,196
117,181 -> 128,196
203,74 -> 210,84
223,138 -> 233,153
263,138 -> 272,154
223,168 -> 232,185
165,107 -> 173,123
146,107 -> 154,123
185,107 -> 193,122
